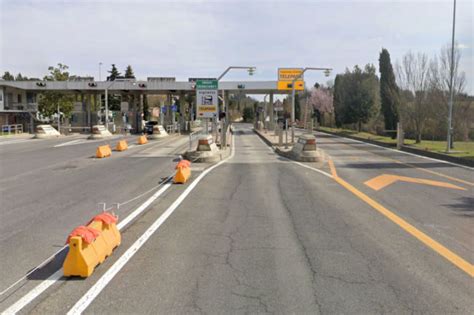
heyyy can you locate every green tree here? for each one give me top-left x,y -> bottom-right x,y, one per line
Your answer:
242,107 -> 255,122
333,65 -> 380,131
2,71 -> 14,80
38,64 -> 74,119
379,48 -> 400,137
333,74 -> 345,127
124,65 -> 135,79
107,64 -> 120,81
15,73 -> 28,81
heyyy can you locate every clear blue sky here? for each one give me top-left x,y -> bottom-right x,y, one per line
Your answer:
1,0 -> 473,94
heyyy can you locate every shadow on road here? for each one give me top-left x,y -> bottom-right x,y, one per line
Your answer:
444,197 -> 474,217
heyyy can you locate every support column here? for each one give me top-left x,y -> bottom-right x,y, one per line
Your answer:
138,93 -> 144,133
179,91 -> 186,132
166,93 -> 172,127
222,90 -> 230,147
269,93 -> 274,130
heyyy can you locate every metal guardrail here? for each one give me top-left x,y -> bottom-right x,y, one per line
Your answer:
166,123 -> 180,134
1,124 -> 23,135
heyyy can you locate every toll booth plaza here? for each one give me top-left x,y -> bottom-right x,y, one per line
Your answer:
0,75 -> 300,136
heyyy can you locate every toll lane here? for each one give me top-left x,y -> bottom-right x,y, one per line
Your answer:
0,134 -> 189,290
35,124 -> 471,314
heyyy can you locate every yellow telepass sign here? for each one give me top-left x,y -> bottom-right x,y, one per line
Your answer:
278,68 -> 305,91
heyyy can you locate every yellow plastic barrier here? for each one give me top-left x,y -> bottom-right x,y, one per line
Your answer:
116,140 -> 128,151
173,160 -> 191,184
63,235 -> 101,278
63,213 -> 121,278
137,135 -> 148,145
96,145 -> 111,158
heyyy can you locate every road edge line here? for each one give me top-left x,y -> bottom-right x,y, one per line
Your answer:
316,129 -> 474,171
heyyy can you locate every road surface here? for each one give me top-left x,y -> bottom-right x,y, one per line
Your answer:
1,124 -> 472,314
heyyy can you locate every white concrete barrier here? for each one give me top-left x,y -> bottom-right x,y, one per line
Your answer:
148,125 -> 169,139
88,125 -> 113,140
185,135 -> 222,162
291,134 -> 321,162
35,125 -> 60,139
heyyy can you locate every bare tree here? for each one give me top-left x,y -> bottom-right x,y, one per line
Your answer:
396,52 -> 430,143
429,43 -> 467,141
308,86 -> 333,126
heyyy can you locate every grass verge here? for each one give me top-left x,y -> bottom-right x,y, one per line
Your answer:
318,126 -> 474,161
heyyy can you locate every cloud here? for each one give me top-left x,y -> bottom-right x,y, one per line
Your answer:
1,0 -> 473,94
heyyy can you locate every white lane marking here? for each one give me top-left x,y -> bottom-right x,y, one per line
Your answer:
254,129 -> 333,178
255,132 -> 275,153
316,130 -> 474,171
1,180 -> 174,314
2,271 -> 63,315
53,136 -> 126,148
53,139 -> 85,147
117,182 -> 172,230
67,136 -> 235,314
292,161 -> 333,178
0,139 -> 30,146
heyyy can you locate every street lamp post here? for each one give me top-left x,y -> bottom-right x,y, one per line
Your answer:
447,0 -> 456,152
217,66 -> 256,148
290,67 -> 331,143
99,62 -> 102,81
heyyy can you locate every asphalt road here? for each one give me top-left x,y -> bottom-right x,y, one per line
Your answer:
0,133 -> 191,291
1,124 -> 473,314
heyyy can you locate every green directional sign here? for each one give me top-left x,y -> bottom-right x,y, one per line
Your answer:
196,79 -> 218,90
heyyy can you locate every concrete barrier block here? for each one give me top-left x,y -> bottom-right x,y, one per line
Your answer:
96,145 -> 112,158
34,125 -> 60,139
138,135 -> 148,145
148,125 -> 169,139
291,134 -> 321,162
116,140 -> 128,151
88,125 -> 113,140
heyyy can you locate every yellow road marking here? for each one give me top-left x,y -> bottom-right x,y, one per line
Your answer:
328,159 -> 338,177
329,158 -> 474,277
389,159 -> 474,187
364,174 -> 466,191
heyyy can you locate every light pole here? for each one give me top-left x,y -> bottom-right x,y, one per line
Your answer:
217,66 -> 256,148
290,67 -> 331,143
99,62 -> 102,81
447,0 -> 456,152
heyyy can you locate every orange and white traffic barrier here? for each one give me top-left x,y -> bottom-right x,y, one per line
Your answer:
173,159 -> 191,184
116,140 -> 128,151
96,145 -> 112,158
63,212 -> 120,278
137,135 -> 148,145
